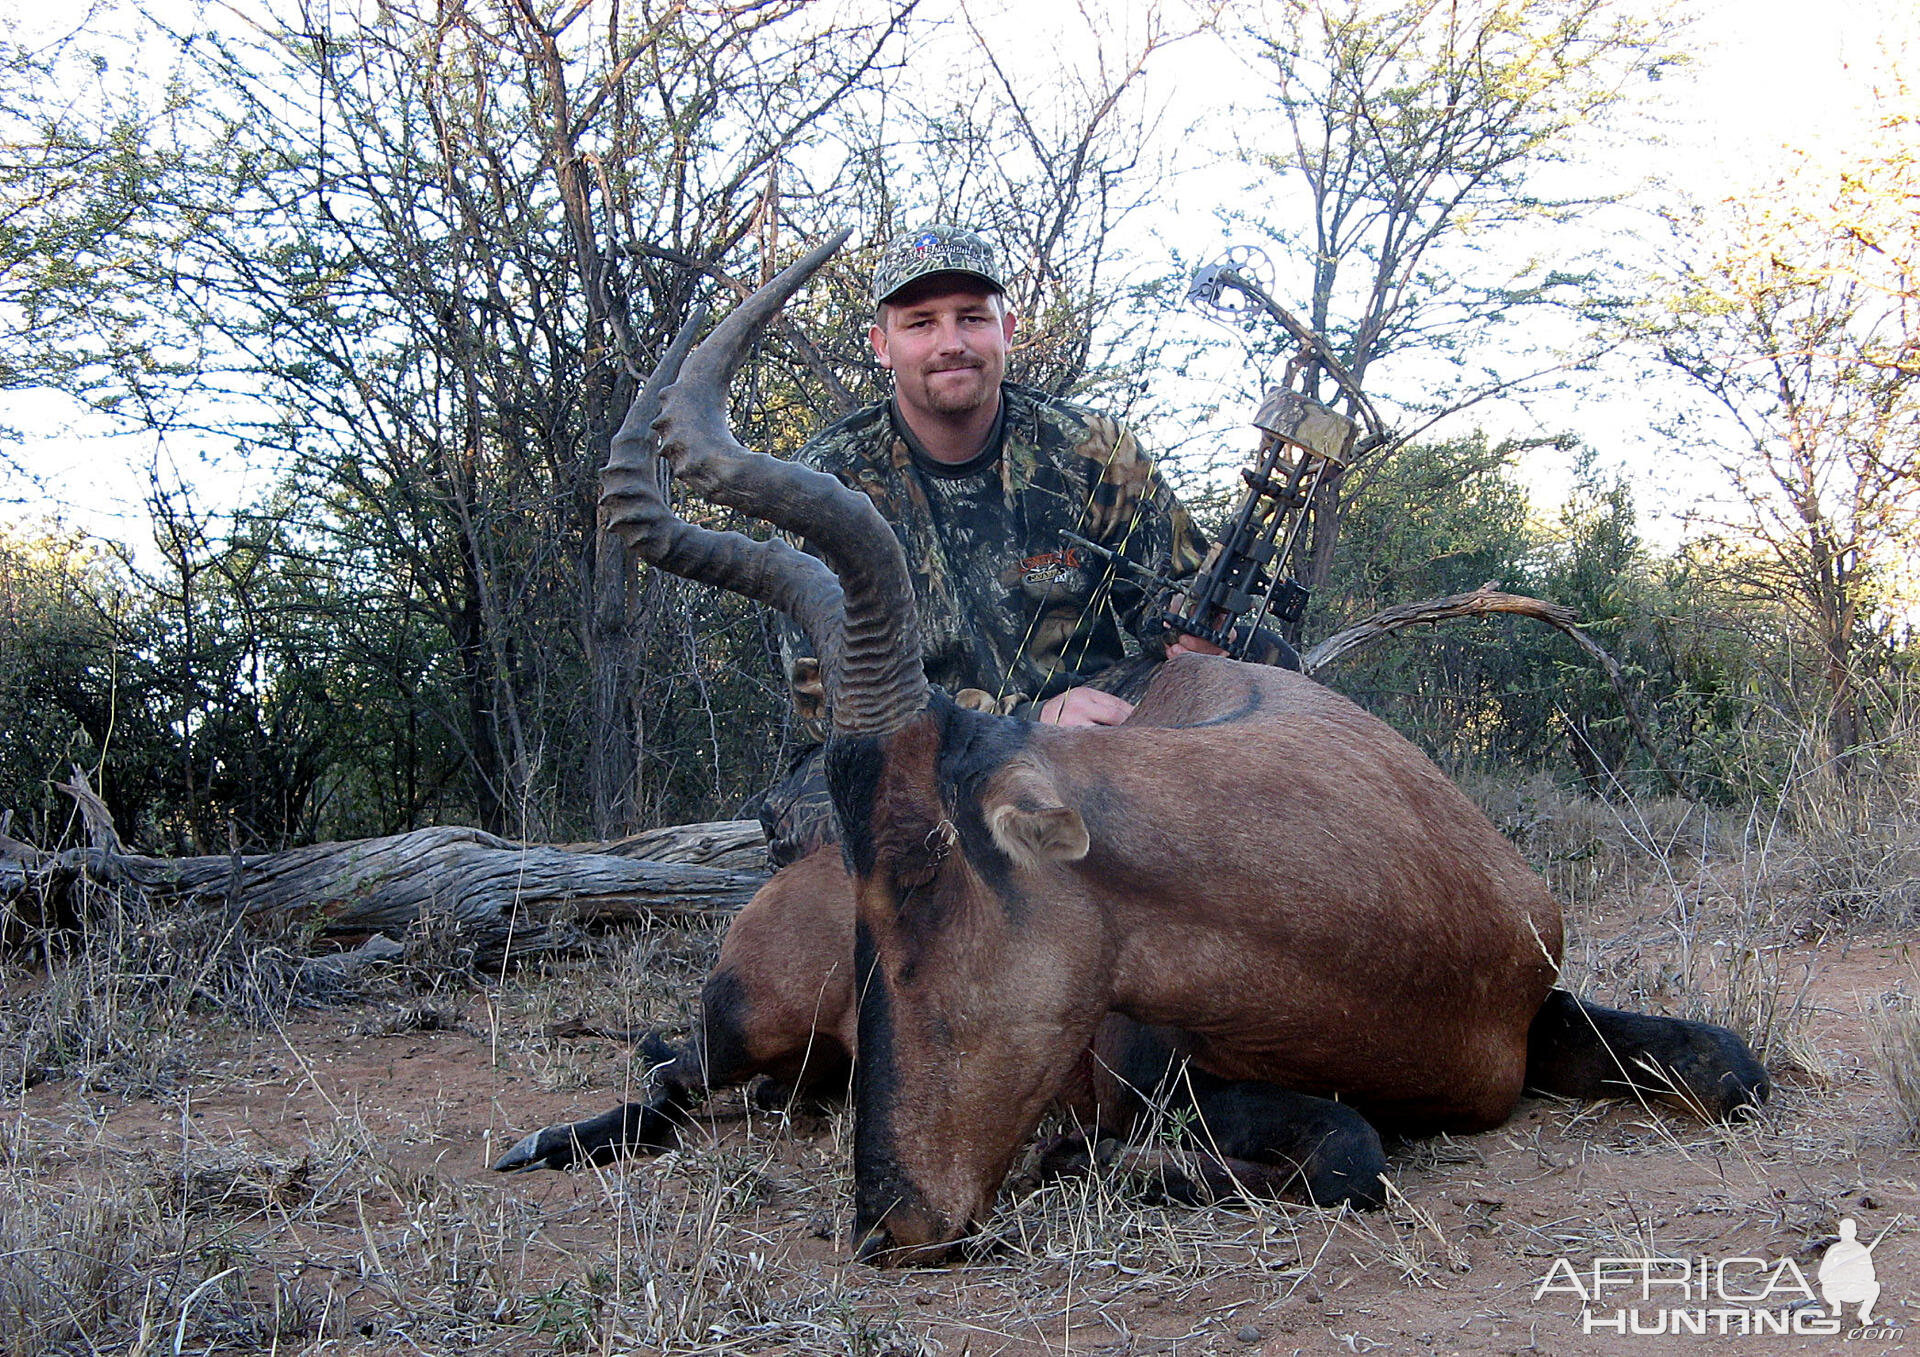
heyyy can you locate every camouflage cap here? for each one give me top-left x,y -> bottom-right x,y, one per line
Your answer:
869,225 -> 1005,305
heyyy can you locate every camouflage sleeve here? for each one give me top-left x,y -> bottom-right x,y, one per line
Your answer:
1072,413 -> 1212,652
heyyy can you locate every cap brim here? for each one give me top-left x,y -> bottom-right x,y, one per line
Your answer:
874,267 -> 1005,305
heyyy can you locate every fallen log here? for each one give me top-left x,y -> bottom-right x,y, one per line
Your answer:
3,809 -> 770,965
565,819 -> 768,873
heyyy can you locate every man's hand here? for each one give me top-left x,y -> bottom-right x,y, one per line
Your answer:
1038,686 -> 1134,726
1165,631 -> 1227,659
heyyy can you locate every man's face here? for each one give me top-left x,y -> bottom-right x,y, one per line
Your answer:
870,278 -> 1016,424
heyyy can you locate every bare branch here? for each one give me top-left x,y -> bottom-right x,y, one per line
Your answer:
1302,584 -> 1683,793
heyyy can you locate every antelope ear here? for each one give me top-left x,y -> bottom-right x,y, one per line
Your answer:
982,760 -> 1089,869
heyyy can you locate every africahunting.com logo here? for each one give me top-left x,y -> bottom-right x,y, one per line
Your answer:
1534,1216 -> 1900,1340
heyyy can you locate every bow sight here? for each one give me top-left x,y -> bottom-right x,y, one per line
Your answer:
1153,386 -> 1356,655
1150,249 -> 1391,658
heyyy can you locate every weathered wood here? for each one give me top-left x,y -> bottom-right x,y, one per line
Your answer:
2,821 -> 771,963
567,819 -> 768,872
296,933 -> 408,988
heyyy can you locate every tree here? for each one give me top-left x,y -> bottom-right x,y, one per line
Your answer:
1309,432 -> 1537,770
0,523 -> 135,839
124,0 -> 1206,841
1219,0 -> 1684,601
0,8 -> 220,444
507,0 -> 909,837
8,0 -> 1321,846
1651,110 -> 1920,772
140,0 -> 908,838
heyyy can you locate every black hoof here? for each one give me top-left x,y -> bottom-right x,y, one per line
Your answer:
1683,1027 -> 1772,1122
1183,1077 -> 1389,1211
490,1098 -> 680,1173
1526,990 -> 1773,1123
1305,1123 -> 1388,1211
491,1122 -> 591,1173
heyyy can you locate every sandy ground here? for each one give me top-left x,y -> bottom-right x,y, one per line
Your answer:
8,867 -> 1920,1354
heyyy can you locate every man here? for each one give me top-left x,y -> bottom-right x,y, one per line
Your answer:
755,224 -> 1279,865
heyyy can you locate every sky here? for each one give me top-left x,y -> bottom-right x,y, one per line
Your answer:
2,0 -> 1913,555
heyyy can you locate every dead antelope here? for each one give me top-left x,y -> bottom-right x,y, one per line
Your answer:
496,232 -> 1769,1265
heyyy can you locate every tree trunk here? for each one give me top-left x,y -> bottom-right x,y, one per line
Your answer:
589,501 -> 642,837
1300,464 -> 1350,601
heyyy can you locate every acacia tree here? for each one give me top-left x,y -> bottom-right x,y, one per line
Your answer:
13,0 -> 1232,844
1221,0 -> 1683,599
1652,115 -> 1920,771
0,9 -> 229,448
506,0 -> 912,836
0,525 -> 139,839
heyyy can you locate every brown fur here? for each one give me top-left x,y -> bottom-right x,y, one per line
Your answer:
849,654 -> 1562,1261
493,655 -> 1760,1244
1057,658 -> 1559,1127
697,849 -> 1215,1143
707,849 -> 857,1085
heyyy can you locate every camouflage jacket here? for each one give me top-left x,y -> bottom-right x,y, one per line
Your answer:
779,383 -> 1210,741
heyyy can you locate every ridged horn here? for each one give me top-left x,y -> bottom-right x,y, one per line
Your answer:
600,299 -> 848,697
649,228 -> 929,737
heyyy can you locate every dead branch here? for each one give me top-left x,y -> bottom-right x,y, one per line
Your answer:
564,819 -> 768,872
1301,583 -> 1685,794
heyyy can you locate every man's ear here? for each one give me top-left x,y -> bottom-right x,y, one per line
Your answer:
869,322 -> 892,370
999,306 -> 1016,344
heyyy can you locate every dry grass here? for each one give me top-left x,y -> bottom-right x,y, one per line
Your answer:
1868,990 -> 1920,1142
1472,773 -> 1860,1064
0,1114 -> 352,1355
0,880 -> 307,1099
4,773 -> 1919,1353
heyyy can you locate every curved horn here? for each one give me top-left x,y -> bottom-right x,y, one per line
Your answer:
601,302 -> 848,692
652,228 -> 929,737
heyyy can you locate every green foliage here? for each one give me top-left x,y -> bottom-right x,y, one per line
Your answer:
1318,434 -> 1535,613
0,10 -> 245,432
1310,434 -> 1545,773
1305,436 -> 1825,800
0,525 -> 130,840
